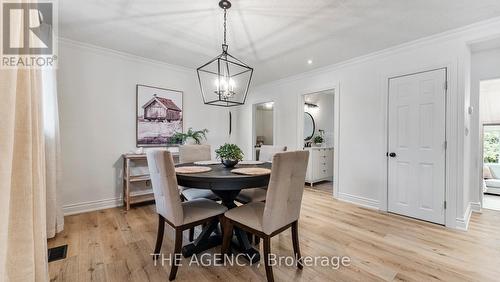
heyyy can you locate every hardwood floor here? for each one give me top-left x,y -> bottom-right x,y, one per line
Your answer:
483,194 -> 500,211
48,187 -> 500,281
309,181 -> 334,193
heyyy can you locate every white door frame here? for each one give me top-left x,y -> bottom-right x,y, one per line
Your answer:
252,100 -> 277,160
477,79 -> 500,210
383,66 -> 452,226
297,87 -> 340,198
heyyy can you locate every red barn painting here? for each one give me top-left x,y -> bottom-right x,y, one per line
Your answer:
142,94 -> 181,121
136,85 -> 183,147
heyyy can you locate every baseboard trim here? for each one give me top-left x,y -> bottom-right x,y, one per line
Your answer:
63,197 -> 122,216
338,192 -> 379,210
470,202 -> 481,213
455,203 -> 472,231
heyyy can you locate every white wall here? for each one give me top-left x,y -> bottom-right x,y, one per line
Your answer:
470,47 -> 500,208
58,39 -> 234,214
461,45 -> 473,224
234,18 -> 500,229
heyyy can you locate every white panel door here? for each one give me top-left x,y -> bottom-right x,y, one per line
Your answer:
388,69 -> 446,224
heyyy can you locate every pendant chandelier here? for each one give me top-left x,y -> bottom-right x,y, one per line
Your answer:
197,0 -> 253,107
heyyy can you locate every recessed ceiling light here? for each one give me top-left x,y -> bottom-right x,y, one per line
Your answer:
307,59 -> 313,65
264,102 -> 273,109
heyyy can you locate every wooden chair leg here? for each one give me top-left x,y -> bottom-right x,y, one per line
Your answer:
221,218 -> 233,255
247,232 -> 253,244
169,229 -> 183,281
291,221 -> 303,269
263,237 -> 274,282
218,215 -> 224,235
189,227 -> 194,242
153,215 -> 165,260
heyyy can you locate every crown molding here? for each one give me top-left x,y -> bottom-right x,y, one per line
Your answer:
254,16 -> 500,91
58,37 -> 194,74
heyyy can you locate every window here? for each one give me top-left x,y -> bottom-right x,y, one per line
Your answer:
483,125 -> 500,163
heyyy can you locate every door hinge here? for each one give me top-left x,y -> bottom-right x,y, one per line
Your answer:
444,141 -> 447,150
444,201 -> 447,209
444,81 -> 448,91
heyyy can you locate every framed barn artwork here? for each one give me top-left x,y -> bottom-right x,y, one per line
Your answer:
136,84 -> 183,147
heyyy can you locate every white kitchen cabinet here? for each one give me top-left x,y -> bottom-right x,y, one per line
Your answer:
305,147 -> 334,187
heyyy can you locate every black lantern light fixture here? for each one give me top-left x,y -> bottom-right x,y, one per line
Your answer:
197,0 -> 253,107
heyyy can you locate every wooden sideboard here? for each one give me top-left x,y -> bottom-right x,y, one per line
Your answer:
305,147 -> 334,187
122,152 -> 179,210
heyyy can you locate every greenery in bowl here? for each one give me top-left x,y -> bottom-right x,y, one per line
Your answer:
173,128 -> 208,144
215,143 -> 244,161
313,135 -> 324,144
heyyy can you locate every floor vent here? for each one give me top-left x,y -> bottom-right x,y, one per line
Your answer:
48,245 -> 68,262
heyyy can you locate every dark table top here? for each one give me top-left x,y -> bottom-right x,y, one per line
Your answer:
175,162 -> 272,191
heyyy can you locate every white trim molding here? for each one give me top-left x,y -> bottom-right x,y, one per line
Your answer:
58,37 -> 193,73
379,64 -> 457,230
338,192 -> 379,210
295,85 -> 340,199
255,17 -> 500,91
63,197 -> 122,216
455,203 -> 473,231
470,202 -> 482,212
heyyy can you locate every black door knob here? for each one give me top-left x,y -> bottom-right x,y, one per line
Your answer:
389,152 -> 397,158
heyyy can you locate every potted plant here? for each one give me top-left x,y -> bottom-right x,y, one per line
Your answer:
215,143 -> 244,168
173,128 -> 208,145
313,135 -> 324,147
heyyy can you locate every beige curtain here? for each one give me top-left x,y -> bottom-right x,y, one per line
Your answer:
43,70 -> 64,238
0,1 -> 62,279
0,68 -> 49,280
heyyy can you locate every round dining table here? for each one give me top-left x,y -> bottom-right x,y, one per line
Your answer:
176,161 -> 272,263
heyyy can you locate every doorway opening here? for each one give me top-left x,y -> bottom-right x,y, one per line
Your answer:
299,90 -> 335,194
252,102 -> 275,160
480,79 -> 500,211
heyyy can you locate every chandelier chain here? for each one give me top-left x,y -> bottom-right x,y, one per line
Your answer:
223,8 -> 227,45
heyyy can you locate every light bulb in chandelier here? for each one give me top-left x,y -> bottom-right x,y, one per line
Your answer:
214,77 -> 236,98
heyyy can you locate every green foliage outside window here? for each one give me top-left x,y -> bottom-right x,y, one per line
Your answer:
484,129 -> 500,163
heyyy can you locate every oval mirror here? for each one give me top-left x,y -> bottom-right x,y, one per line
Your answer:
304,112 -> 315,141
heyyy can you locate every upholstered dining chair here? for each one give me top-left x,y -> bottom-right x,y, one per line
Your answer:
178,145 -> 218,201
258,145 -> 287,162
147,150 -> 227,281
179,145 -> 220,241
235,145 -> 287,204
222,150 -> 309,282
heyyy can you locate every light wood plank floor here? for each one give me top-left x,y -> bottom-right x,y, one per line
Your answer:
48,187 -> 500,282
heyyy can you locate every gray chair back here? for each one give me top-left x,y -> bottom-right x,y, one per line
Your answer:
258,145 -> 287,162
262,150 -> 309,234
179,144 -> 211,163
146,150 -> 183,226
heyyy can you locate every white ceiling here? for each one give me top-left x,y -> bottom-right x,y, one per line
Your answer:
59,0 -> 500,85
